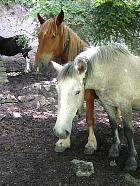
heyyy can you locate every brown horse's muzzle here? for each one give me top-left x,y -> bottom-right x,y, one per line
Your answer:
35,60 -> 48,73
35,54 -> 52,74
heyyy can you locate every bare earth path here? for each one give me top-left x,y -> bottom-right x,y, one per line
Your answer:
0,72 -> 140,186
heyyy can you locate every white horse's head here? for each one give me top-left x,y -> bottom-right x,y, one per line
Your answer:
51,60 -> 87,139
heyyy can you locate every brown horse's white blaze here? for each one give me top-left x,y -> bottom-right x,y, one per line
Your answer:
35,10 -> 97,154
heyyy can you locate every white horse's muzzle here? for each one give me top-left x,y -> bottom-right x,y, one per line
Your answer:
53,122 -> 72,139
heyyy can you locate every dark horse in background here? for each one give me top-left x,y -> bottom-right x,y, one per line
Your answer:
0,35 -> 32,73
35,10 -> 122,155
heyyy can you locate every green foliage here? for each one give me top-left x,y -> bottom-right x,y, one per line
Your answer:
27,0 -> 140,53
1,0 -> 14,6
90,0 -> 140,53
92,1 -> 132,41
15,35 -> 28,48
2,0 -> 140,54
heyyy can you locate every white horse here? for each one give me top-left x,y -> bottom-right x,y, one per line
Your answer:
52,44 -> 140,171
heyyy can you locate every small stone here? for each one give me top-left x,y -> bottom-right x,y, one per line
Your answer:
0,113 -> 6,120
125,173 -> 140,186
36,96 -> 49,109
4,144 -> 12,151
42,84 -> 50,91
110,160 -> 117,167
71,159 -> 94,177
18,96 -> 28,102
18,95 -> 35,103
1,94 -> 17,103
13,112 -> 21,118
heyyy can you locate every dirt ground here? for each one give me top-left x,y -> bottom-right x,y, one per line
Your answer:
0,69 -> 140,186
0,3 -> 140,186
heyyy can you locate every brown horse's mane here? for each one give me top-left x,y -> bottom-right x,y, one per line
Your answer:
61,22 -> 88,62
40,17 -> 88,63
39,18 -> 57,35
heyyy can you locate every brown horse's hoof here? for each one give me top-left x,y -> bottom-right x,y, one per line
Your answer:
84,141 -> 97,155
84,146 -> 95,155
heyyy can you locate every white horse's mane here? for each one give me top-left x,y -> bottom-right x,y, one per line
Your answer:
75,44 -> 131,64
58,44 -> 132,81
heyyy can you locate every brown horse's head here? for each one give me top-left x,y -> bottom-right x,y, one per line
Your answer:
35,10 -> 65,72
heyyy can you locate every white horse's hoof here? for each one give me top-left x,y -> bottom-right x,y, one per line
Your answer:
54,138 -> 70,152
54,145 -> 68,152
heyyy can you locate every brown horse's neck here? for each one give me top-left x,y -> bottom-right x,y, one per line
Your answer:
61,25 -> 88,64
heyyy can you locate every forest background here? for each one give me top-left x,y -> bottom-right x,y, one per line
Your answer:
1,0 -> 140,54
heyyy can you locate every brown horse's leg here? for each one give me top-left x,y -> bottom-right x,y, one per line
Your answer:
84,89 -> 97,154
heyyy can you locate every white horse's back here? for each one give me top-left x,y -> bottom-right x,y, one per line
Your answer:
74,45 -> 140,110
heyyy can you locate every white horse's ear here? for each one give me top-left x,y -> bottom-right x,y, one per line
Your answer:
76,60 -> 87,75
50,61 -> 63,73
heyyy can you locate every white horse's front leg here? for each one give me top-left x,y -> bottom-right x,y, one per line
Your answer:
55,135 -> 70,152
24,57 -> 30,73
84,126 -> 97,154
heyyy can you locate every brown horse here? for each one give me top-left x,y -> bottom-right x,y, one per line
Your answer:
35,10 -> 121,154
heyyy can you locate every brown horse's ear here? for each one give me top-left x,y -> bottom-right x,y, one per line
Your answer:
56,9 -> 64,26
37,13 -> 46,24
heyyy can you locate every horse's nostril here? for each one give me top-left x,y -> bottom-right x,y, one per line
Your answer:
53,127 -> 69,138
65,130 -> 69,136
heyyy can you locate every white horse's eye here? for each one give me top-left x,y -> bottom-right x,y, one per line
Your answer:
75,90 -> 80,95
